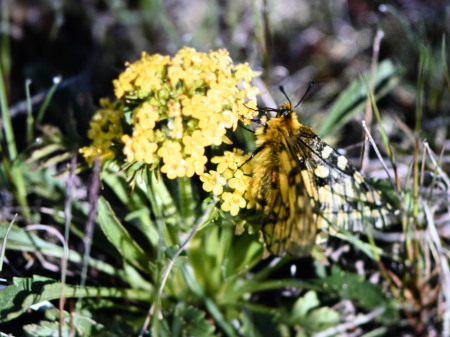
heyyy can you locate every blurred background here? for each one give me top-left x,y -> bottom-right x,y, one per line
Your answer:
6,0 -> 447,133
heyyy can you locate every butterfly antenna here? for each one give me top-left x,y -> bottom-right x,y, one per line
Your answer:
294,81 -> 315,108
279,85 -> 292,107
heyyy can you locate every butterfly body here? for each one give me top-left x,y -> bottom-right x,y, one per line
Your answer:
250,103 -> 392,257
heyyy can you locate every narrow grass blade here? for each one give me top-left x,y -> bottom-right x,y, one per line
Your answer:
319,60 -> 400,137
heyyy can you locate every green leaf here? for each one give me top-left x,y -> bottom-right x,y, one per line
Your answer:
306,306 -> 340,332
23,307 -> 136,337
23,309 -> 100,337
232,278 -> 321,300
174,305 -> 215,337
289,291 -> 339,333
0,215 -> 15,271
178,176 -> 197,227
97,197 -> 155,275
291,291 -> 320,321
315,271 -> 397,322
239,310 -> 281,337
158,305 -> 215,337
0,276 -> 151,323
319,60 -> 401,136
101,168 -> 160,247
24,321 -> 71,337
0,222 -> 117,276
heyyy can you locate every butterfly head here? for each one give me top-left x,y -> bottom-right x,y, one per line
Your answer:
276,102 -> 294,118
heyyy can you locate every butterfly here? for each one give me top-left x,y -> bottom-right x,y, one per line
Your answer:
248,86 -> 393,257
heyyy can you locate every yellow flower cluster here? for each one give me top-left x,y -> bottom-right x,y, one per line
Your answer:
79,98 -> 124,166
80,47 -> 259,180
200,149 -> 253,216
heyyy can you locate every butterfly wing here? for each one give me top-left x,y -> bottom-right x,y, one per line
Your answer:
257,128 -> 392,257
293,129 -> 392,233
251,106 -> 392,257
255,136 -> 320,257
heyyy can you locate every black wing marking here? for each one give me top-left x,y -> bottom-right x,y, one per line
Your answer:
292,131 -> 392,232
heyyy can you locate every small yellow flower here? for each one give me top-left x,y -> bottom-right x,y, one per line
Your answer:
161,160 -> 186,180
221,192 -> 247,216
199,149 -> 253,216
200,171 -> 227,196
133,102 -> 160,131
228,170 -> 251,194
185,154 -> 208,178
212,150 -> 249,174
167,101 -> 182,118
158,140 -> 182,163
182,132 -> 207,156
168,116 -> 184,139
122,132 -> 158,164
